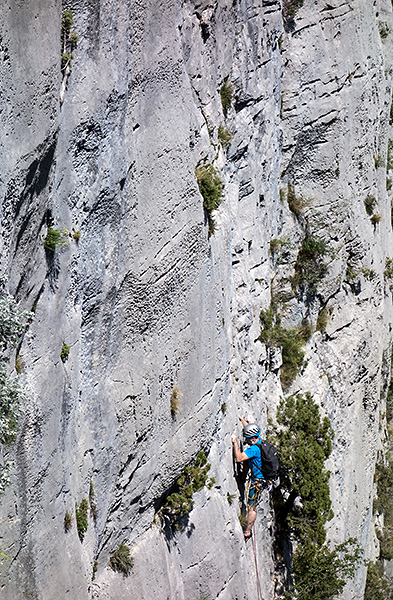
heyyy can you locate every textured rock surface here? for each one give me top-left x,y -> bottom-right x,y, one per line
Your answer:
1,0 -> 393,598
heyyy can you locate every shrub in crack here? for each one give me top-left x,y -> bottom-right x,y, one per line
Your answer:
162,451 -> 211,525
0,282 -> 33,496
292,233 -> 327,294
195,164 -> 223,236
109,542 -> 134,576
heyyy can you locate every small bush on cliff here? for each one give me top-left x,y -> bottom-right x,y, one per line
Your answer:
364,195 -> 377,215
288,538 -> 362,600
75,498 -> 89,541
0,283 -> 33,496
89,479 -> 98,523
364,561 -> 393,600
44,227 -> 71,253
162,451 -> 211,524
259,306 -> 311,389
286,183 -> 308,216
170,384 -> 181,419
282,0 -> 304,18
371,212 -> 382,225
195,164 -> 223,236
374,456 -> 393,560
292,234 -> 327,293
64,510 -> 73,532
109,542 -> 134,576
61,10 -> 78,72
220,79 -> 233,115
60,342 -> 70,362
218,124 -> 233,149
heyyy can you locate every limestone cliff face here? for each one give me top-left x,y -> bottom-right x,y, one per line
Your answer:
0,0 -> 393,598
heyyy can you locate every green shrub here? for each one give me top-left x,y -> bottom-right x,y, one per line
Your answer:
259,307 -> 311,388
89,479 -> 98,523
269,238 -> 283,254
109,542 -> 134,576
162,451 -> 211,523
316,307 -> 330,332
385,258 -> 393,281
61,9 -> 74,33
69,31 -> 79,47
75,498 -> 89,541
292,234 -> 327,293
64,510 -> 73,532
364,561 -> 393,600
379,23 -> 390,40
220,79 -> 233,115
287,183 -> 306,216
61,10 -> 78,72
371,212 -> 382,225
170,384 -> 181,418
218,125 -> 232,149
288,538 -> 362,600
0,285 -> 32,496
227,492 -> 236,505
44,227 -> 70,252
282,0 -> 304,18
14,353 -> 24,374
60,343 -> 70,362
196,165 -> 223,212
374,458 -> 393,559
195,164 -> 223,236
92,560 -> 98,581
364,195 -> 377,215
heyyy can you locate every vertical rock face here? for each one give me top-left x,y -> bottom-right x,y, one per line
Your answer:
1,0 -> 393,599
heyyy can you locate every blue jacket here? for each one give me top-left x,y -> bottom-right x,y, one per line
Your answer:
244,438 -> 264,480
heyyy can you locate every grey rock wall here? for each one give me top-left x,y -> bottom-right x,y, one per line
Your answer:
1,0 -> 393,599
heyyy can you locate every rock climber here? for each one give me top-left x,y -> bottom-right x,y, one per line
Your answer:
231,415 -> 266,542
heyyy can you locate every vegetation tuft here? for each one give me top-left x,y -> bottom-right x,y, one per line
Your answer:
220,79 -> 233,115
292,234 -> 327,293
75,498 -> 89,542
282,0 -> 304,18
60,342 -> 70,362
170,384 -> 181,419
44,227 -> 70,253
162,451 -> 211,524
385,258 -> 393,281
195,164 -> 223,236
286,183 -> 308,217
218,124 -> 233,149
364,195 -> 377,215
109,542 -> 134,576
371,212 -> 382,225
64,510 -> 73,533
0,283 -> 33,495
89,479 -> 98,523
316,307 -> 330,332
259,306 -> 311,389
61,10 -> 78,72
364,560 -> 393,599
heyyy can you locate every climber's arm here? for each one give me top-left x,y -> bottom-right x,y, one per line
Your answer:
231,435 -> 249,462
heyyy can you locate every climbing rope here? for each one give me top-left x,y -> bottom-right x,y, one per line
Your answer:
251,525 -> 263,600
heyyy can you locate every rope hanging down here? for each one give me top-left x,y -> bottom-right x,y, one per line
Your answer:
251,525 -> 263,600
